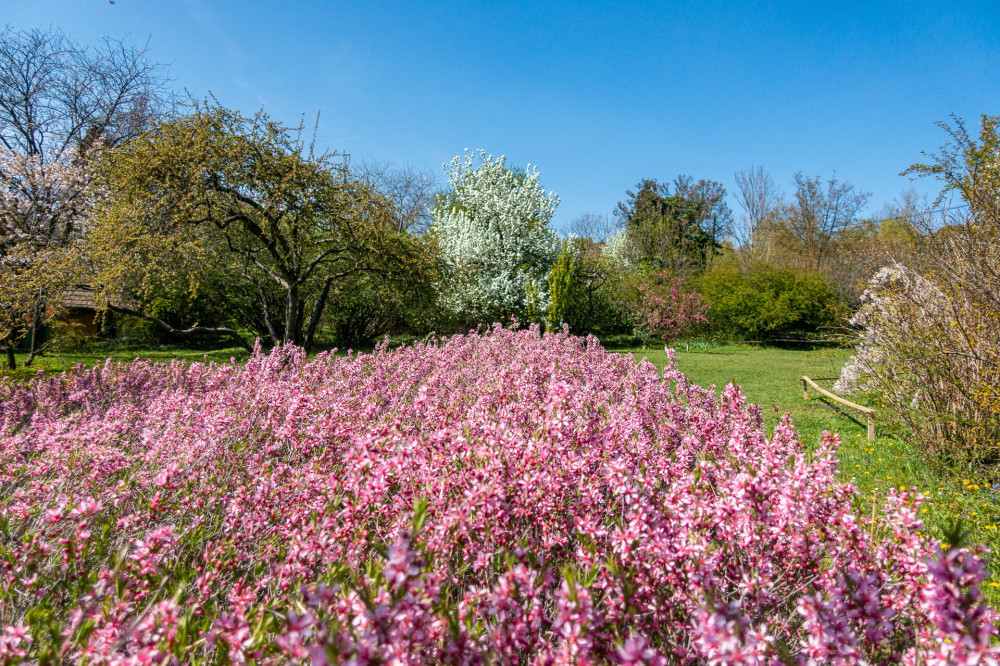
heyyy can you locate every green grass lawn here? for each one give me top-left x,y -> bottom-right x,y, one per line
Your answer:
634,344 -> 858,445
2,343 -> 250,380
631,343 -> 1000,598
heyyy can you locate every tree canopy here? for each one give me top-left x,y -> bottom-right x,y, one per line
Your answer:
92,102 -> 429,351
613,177 -> 729,275
431,150 -> 562,324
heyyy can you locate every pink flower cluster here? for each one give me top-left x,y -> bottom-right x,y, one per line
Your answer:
636,274 -> 708,342
0,325 -> 996,664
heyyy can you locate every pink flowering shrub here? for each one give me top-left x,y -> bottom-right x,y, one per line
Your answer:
0,325 -> 996,664
635,274 -> 708,343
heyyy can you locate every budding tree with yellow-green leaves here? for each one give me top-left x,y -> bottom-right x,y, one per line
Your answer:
92,102 -> 431,352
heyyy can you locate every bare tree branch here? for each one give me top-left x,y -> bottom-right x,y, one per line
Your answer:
107,303 -> 252,352
734,165 -> 783,254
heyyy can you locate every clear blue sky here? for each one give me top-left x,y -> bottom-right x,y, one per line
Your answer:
6,0 -> 1000,232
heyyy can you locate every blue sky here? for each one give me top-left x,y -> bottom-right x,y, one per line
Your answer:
6,0 -> 1000,232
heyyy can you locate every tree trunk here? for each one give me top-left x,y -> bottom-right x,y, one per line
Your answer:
254,281 -> 282,346
284,286 -> 302,347
302,276 -> 334,353
3,345 -> 15,371
24,302 -> 43,367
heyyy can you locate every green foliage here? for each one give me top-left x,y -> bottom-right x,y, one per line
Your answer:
693,263 -> 846,340
614,178 -> 727,275
546,240 -> 577,330
524,281 -> 541,325
561,251 -> 636,336
92,100 -> 417,351
323,243 -> 439,349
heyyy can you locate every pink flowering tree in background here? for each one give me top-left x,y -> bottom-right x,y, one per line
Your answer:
635,272 -> 708,344
0,144 -> 99,369
0,325 -> 996,663
0,26 -> 166,368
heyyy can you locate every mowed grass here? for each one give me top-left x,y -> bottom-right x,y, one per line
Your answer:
632,343 -> 1000,599
635,344 -> 858,445
2,343 -> 251,380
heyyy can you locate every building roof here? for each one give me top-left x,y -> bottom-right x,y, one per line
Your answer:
62,287 -> 99,310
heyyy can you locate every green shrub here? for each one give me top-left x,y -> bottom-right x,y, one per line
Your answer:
546,240 -> 577,330
562,254 -> 636,336
693,263 -> 846,340
325,268 -> 439,349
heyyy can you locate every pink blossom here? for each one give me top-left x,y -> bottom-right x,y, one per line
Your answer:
0,325 -> 995,663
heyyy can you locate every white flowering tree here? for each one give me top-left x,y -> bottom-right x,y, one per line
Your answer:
432,150 -> 561,324
601,227 -> 639,267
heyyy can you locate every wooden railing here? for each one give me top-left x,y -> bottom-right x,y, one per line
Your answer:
801,375 -> 876,442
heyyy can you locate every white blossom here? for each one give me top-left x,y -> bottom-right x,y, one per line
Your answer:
0,143 -> 98,249
602,227 -> 637,267
835,264 -> 945,404
0,141 -> 101,342
431,150 -> 561,321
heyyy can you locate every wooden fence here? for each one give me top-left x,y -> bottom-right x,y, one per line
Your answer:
801,375 -> 876,442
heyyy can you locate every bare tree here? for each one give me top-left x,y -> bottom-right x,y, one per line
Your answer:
0,26 -> 167,158
782,172 -> 870,269
733,165 -> 783,257
821,192 -> 926,305
0,27 -> 167,366
569,212 -> 616,242
358,160 -> 438,234
837,115 -> 1000,467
